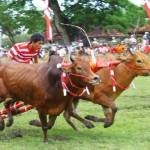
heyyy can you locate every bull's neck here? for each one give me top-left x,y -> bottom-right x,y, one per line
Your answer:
65,74 -> 87,95
114,62 -> 137,88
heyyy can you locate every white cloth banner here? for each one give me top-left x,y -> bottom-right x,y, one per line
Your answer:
32,0 -> 53,41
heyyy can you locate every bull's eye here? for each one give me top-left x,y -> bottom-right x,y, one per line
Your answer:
136,59 -> 142,63
76,67 -> 82,71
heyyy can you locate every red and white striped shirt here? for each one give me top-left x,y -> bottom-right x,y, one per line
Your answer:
8,42 -> 39,64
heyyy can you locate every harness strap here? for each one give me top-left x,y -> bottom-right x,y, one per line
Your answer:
61,73 -> 88,97
109,63 -> 129,92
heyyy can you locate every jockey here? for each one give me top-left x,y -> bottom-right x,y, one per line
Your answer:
8,33 -> 45,64
2,33 -> 45,118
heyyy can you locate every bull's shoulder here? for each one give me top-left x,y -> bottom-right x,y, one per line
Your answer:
0,63 -> 41,82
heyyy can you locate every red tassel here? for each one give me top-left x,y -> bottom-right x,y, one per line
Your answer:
44,9 -> 53,41
144,1 -> 150,18
0,101 -> 24,115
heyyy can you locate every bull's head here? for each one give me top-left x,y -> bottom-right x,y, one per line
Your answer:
119,51 -> 150,76
61,55 -> 100,87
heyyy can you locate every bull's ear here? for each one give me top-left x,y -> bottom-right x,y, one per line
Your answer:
118,55 -> 131,62
117,56 -> 127,62
118,56 -> 132,62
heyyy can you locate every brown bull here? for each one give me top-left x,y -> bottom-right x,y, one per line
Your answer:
0,54 -> 100,142
61,51 -> 150,130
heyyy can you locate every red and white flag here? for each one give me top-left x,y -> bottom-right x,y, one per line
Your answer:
44,8 -> 53,41
43,0 -> 53,41
33,0 -> 53,41
144,0 -> 150,18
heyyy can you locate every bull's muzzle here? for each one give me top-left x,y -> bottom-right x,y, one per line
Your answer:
90,74 -> 100,85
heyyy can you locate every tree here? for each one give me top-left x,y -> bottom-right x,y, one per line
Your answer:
62,0 -> 146,33
0,0 -> 44,44
0,0 -> 147,46
49,0 -> 71,45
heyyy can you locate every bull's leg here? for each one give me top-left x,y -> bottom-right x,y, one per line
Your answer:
28,115 -> 57,129
47,115 -> 57,129
38,112 -> 48,143
63,109 -> 78,131
4,98 -> 15,127
63,100 -> 78,131
64,101 -> 95,130
29,119 -> 41,127
103,105 -> 117,128
0,116 -> 5,130
94,96 -> 117,128
68,112 -> 95,129
85,115 -> 105,122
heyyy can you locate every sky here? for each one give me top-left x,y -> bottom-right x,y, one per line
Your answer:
129,0 -> 144,6
58,0 -> 145,7
33,0 -> 144,10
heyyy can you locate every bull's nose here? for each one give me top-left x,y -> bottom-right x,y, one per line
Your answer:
93,75 -> 100,83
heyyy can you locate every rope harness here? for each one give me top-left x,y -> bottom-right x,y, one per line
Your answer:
61,72 -> 90,97
108,63 -> 129,92
109,62 -> 150,92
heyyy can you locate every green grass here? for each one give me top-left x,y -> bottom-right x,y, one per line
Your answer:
0,77 -> 150,150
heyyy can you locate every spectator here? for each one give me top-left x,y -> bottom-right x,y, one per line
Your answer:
128,34 -> 137,52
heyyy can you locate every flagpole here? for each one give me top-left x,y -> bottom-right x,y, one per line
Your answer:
0,26 -> 2,48
32,0 -> 53,41
133,17 -> 140,36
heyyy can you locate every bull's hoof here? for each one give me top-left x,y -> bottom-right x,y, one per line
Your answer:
85,115 -> 104,122
6,118 -> 14,127
43,139 -> 48,144
104,121 -> 113,128
84,120 -> 95,129
0,119 -> 5,130
29,120 -> 41,127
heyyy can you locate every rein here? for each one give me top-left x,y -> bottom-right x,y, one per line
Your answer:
61,72 -> 89,97
110,70 -> 129,91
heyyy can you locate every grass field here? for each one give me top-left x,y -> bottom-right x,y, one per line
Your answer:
0,77 -> 150,150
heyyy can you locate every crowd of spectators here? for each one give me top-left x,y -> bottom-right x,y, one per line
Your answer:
38,32 -> 150,60
2,32 -> 150,60
89,32 -> 150,55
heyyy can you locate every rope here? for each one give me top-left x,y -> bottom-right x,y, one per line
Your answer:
61,72 -> 88,97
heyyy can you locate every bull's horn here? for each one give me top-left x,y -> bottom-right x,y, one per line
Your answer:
70,55 -> 76,63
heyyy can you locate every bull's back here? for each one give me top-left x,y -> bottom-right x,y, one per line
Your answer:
0,63 -> 43,100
